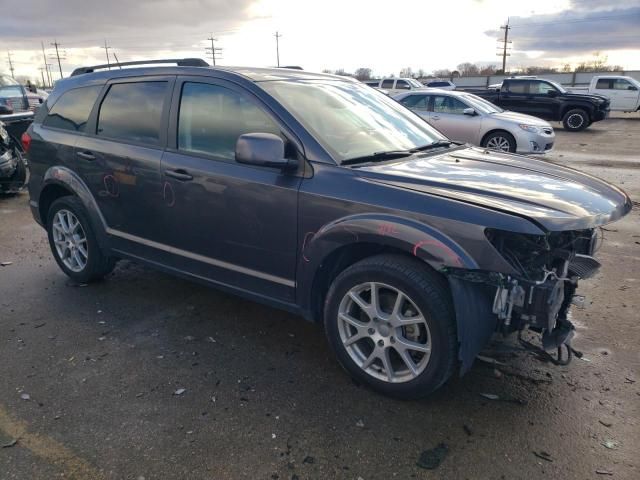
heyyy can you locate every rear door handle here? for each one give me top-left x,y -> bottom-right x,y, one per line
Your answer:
432,115 -> 440,120
165,168 -> 193,181
76,151 -> 96,161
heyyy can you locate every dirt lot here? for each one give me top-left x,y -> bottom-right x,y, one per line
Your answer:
1,114 -> 639,480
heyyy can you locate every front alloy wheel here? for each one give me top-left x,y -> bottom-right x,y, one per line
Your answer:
338,282 -> 431,383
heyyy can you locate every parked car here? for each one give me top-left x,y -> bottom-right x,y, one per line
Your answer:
394,89 -> 555,154
424,80 -> 456,90
365,77 -> 426,95
25,59 -> 632,399
567,76 -> 640,113
0,74 -> 35,140
472,77 -> 610,131
0,120 -> 27,193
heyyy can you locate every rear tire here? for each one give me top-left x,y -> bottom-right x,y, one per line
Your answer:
482,131 -> 517,153
323,254 -> 457,399
562,109 -> 589,131
46,196 -> 116,283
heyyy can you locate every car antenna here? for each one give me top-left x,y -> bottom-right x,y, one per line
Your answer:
112,52 -> 123,69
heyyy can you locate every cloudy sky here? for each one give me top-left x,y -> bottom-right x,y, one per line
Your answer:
1,0 -> 639,82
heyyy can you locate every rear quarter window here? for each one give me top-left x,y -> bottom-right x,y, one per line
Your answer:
41,86 -> 102,132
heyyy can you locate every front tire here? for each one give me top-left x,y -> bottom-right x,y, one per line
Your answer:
46,196 -> 116,283
324,255 -> 457,399
562,109 -> 589,131
482,131 -> 517,153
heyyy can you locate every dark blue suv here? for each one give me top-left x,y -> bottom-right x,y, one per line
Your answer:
25,59 -> 631,398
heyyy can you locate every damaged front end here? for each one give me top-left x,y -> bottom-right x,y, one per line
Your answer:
448,227 -> 603,373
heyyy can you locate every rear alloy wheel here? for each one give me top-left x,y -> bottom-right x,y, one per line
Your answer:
324,255 -> 457,399
482,131 -> 516,153
47,196 -> 116,283
562,109 -> 589,131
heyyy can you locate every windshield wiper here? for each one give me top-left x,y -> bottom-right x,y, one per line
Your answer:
411,140 -> 453,151
341,150 -> 415,166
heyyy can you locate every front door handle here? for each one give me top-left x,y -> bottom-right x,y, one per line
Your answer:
432,115 -> 441,120
76,151 -> 96,161
165,168 -> 193,181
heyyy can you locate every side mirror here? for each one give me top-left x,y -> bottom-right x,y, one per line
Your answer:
0,104 -> 13,115
628,85 -> 638,91
547,90 -> 559,97
235,133 -> 295,170
463,108 -> 476,116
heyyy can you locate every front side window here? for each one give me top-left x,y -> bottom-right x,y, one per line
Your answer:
395,80 -> 411,90
97,82 -> 167,145
178,82 -> 280,160
433,95 -> 468,114
381,79 -> 394,89
260,80 -> 444,163
400,94 -> 428,109
42,86 -> 101,132
530,81 -> 558,95
613,79 -> 633,90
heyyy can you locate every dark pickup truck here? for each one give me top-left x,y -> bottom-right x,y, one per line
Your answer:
472,78 -> 610,131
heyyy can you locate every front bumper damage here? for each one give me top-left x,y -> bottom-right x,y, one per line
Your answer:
446,250 -> 601,374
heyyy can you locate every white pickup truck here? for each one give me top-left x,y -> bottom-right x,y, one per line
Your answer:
568,76 -> 640,112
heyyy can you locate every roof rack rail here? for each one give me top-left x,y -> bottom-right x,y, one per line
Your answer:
71,58 -> 209,76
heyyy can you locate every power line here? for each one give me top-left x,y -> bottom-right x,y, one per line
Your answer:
274,31 -> 282,67
205,34 -> 223,66
497,19 -> 512,74
510,13 -> 636,28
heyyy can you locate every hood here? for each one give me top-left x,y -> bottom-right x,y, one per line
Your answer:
491,110 -> 552,127
562,91 -> 610,104
358,147 -> 632,231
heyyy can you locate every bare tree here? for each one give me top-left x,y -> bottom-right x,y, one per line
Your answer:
399,67 -> 414,78
354,68 -> 372,81
479,65 -> 497,76
432,69 -> 451,78
457,62 -> 480,76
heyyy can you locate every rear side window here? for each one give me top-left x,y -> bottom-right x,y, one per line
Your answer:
428,82 -> 448,87
42,86 -> 101,132
97,82 -> 167,145
178,82 -> 280,161
504,81 -> 527,94
595,79 -> 613,89
381,79 -> 394,89
400,94 -> 429,109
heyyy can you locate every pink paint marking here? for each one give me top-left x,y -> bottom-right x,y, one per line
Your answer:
413,238 -> 463,266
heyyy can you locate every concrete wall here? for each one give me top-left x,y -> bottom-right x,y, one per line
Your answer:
425,70 -> 640,88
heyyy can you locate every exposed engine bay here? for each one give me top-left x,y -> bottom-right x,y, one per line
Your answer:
447,227 -> 603,370
0,121 -> 27,193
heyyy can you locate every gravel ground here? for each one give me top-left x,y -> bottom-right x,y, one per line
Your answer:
1,113 -> 638,480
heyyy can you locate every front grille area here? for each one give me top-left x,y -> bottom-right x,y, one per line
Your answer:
545,143 -> 554,150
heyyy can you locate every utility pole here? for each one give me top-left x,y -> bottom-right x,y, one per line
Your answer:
39,67 -> 46,88
497,19 -> 511,74
205,34 -> 222,66
6,52 -> 15,78
41,41 -> 51,87
104,40 -> 111,69
274,31 -> 282,67
51,40 -> 64,79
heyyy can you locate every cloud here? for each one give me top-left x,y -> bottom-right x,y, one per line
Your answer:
485,0 -> 640,56
0,0 -> 259,50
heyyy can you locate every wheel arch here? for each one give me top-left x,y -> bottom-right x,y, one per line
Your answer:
39,166 -> 109,249
299,213 -> 477,323
559,104 -> 591,120
480,129 -> 516,150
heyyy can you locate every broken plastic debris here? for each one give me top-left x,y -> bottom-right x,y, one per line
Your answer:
184,336 -> 196,341
480,393 -> 500,400
416,443 -> 448,470
0,261 -> 13,267
271,433 -> 276,439
20,393 -> 30,401
355,419 -> 365,428
206,336 -> 216,343
601,440 -> 617,450
476,355 -> 506,366
2,439 -> 17,448
533,451 -> 553,462
595,470 -> 613,476
174,388 -> 186,396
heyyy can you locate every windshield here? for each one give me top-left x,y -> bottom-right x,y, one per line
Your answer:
461,93 -> 504,114
547,80 -> 567,94
260,80 -> 444,163
407,79 -> 424,88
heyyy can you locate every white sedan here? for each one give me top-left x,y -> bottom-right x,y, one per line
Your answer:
393,89 -> 555,154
